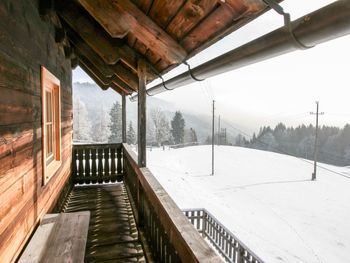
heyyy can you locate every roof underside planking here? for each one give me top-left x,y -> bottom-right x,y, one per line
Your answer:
51,0 -> 278,95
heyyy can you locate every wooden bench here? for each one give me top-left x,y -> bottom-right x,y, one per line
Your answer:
18,211 -> 90,263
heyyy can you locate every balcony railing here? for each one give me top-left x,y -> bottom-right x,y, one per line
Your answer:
72,143 -> 123,184
72,143 -> 222,262
122,144 -> 222,263
183,209 -> 264,263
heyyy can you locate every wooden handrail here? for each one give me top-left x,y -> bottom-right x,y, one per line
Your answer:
122,144 -> 222,263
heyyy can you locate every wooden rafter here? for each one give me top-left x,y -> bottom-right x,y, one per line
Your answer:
57,1 -> 137,69
78,0 -> 187,64
66,29 -> 137,92
78,56 -> 131,95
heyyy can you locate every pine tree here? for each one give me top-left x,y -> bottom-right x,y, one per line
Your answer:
127,121 -> 136,144
91,105 -> 110,143
108,101 -> 122,143
73,96 -> 91,142
171,111 -> 185,144
191,128 -> 198,143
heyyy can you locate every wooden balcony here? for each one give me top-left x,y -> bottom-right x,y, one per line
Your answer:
59,143 -> 222,262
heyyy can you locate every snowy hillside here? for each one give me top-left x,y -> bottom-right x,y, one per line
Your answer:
146,145 -> 350,263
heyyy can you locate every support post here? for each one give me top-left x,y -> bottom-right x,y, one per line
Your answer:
211,100 -> 215,176
122,92 -> 127,143
138,59 -> 147,167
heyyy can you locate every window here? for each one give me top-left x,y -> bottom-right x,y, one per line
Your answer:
41,67 -> 61,185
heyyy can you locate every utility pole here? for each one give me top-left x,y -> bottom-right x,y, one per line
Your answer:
310,101 -> 324,180
211,100 -> 215,175
218,115 -> 221,146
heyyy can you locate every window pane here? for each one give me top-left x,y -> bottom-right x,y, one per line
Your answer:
46,123 -> 53,157
46,91 -> 52,122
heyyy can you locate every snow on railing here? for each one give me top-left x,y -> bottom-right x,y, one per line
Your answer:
183,208 -> 264,263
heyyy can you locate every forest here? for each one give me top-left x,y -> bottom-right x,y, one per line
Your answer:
235,123 -> 350,166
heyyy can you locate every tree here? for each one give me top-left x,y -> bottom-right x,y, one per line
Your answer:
191,128 -> 198,143
171,111 -> 185,144
73,96 -> 91,142
185,128 -> 198,143
235,134 -> 247,146
127,121 -> 136,144
108,101 -> 122,143
151,108 -> 171,146
90,105 -> 110,143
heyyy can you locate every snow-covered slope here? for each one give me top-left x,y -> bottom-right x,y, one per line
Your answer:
147,145 -> 350,263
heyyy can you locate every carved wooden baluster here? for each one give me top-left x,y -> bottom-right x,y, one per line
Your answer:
72,148 -> 78,184
78,148 -> 84,184
104,147 -> 110,183
97,148 -> 103,183
85,148 -> 91,184
91,148 -> 97,183
110,146 -> 116,182
117,146 -> 123,182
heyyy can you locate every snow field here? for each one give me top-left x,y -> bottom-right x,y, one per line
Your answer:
147,145 -> 350,263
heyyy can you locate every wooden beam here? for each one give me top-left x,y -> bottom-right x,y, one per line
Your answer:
137,59 -> 147,167
57,1 -> 138,69
122,93 -> 127,143
112,76 -> 134,94
78,56 -> 132,95
112,64 -> 138,92
78,0 -> 187,64
68,30 -> 138,92
67,29 -> 114,77
55,27 -> 66,43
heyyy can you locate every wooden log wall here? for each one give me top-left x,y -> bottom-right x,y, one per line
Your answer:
0,1 -> 73,262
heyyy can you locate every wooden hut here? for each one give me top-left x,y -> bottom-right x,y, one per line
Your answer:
0,0 -> 349,262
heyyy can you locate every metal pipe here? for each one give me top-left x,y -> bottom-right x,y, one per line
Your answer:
131,0 -> 350,100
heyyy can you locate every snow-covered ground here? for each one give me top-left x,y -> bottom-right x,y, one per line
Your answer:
146,145 -> 350,263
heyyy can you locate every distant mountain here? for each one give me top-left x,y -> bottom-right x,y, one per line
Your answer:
73,82 -> 237,143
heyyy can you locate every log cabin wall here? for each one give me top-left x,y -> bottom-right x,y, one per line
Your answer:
0,1 -> 73,261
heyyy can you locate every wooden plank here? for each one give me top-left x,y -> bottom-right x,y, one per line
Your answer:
182,0 -> 266,55
167,0 -> 218,40
131,0 -> 153,13
148,0 -> 185,29
79,0 -> 187,64
42,212 -> 90,263
181,3 -> 247,52
18,214 -> 60,263
0,87 -> 41,126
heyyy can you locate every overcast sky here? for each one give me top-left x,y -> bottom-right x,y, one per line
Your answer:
73,0 -> 350,133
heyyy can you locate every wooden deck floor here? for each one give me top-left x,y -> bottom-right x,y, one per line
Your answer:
62,183 -> 146,263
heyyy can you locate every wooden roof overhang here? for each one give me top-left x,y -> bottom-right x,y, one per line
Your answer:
44,0 -> 277,95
